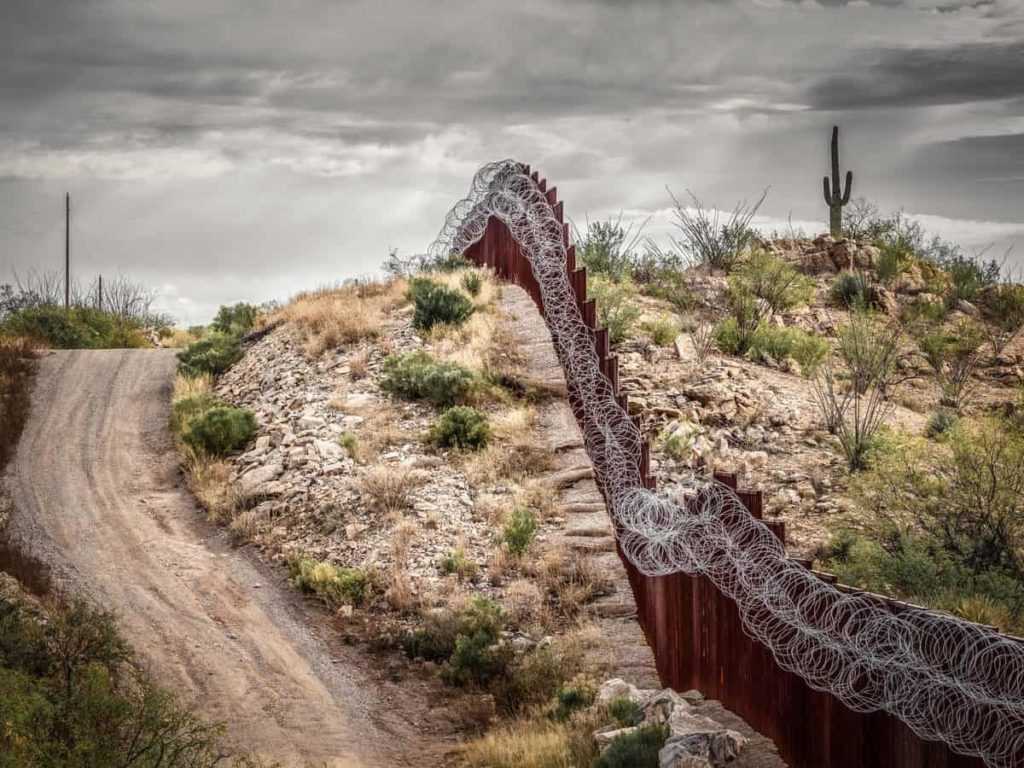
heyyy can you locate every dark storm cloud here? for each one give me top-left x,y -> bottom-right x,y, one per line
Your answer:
807,41 -> 1024,109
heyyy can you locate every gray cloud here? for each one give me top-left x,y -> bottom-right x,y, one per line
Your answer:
807,41 -> 1024,109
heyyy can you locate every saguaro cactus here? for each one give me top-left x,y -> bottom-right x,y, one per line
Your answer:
823,125 -> 853,238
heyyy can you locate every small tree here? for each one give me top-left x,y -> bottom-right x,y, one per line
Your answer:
731,250 -> 814,315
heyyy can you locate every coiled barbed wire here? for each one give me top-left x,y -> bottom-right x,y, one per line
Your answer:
428,159 -> 1024,768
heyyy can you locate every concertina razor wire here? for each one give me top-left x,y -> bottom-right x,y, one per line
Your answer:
428,159 -> 1024,768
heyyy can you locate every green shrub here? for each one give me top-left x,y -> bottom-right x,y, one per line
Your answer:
210,302 -> 257,335
642,315 -> 680,347
2,305 -> 148,349
440,547 -> 479,580
503,507 -> 538,556
170,392 -> 221,435
943,253 -> 999,305
438,597 -> 508,687
608,696 -> 644,727
491,642 -> 584,715
747,325 -> 829,376
411,279 -> 474,330
589,276 -> 641,345
552,677 -> 597,722
402,596 -> 504,664
431,406 -> 491,450
339,431 -> 359,459
177,332 -> 243,377
182,405 -> 256,456
732,250 -> 814,314
288,555 -> 371,606
0,595 -> 229,767
575,216 -> 645,281
461,271 -> 484,297
713,317 -> 745,356
926,409 -> 958,439
830,271 -> 877,309
593,725 -> 668,768
380,351 -> 476,407
876,241 -> 911,283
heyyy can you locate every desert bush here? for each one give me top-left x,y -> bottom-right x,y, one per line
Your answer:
410,279 -> 474,331
842,198 -> 890,241
210,302 -> 258,336
588,276 -> 641,345
462,711 -> 604,768
713,281 -> 764,355
528,548 -> 612,622
642,315 -> 679,347
746,325 -> 829,376
732,250 -> 814,314
608,696 -> 644,727
593,725 -> 668,768
287,554 -> 371,607
181,405 -> 257,456
440,547 -> 479,581
926,409 -> 958,439
812,313 -> 902,470
551,676 -> 598,722
339,431 -> 359,460
0,594 -> 234,767
876,241 -> 912,283
917,319 -> 985,411
177,332 -> 243,377
504,507 -> 538,557
1,305 -> 149,349
380,350 -> 476,407
852,420 -> 1024,585
461,270 -> 484,297
431,405 -> 491,450
943,252 -> 1000,305
979,283 -> 1024,356
491,639 -> 586,715
837,310 -> 904,396
830,271 -> 877,309
280,280 -> 400,356
573,215 -> 647,281
667,188 -> 766,272
0,336 -> 38,471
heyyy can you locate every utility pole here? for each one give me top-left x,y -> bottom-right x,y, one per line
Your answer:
98,275 -> 103,311
65,193 -> 71,311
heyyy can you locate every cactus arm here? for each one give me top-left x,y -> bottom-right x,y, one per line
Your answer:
842,170 -> 853,205
823,176 -> 833,205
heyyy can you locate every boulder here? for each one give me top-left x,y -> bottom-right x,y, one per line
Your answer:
238,461 -> 284,502
597,678 -> 643,705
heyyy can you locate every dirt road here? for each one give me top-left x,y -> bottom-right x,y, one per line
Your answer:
3,349 -> 444,767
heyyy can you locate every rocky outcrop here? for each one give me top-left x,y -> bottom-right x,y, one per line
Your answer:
593,679 -> 748,768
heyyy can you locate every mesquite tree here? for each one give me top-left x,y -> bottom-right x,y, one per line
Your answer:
823,125 -> 853,238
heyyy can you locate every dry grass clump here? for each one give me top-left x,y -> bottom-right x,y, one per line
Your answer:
464,407 -> 553,486
527,547 -> 612,623
183,451 -> 239,522
357,465 -> 425,518
461,708 -> 604,768
164,328 -> 204,349
173,371 -> 213,400
505,578 -> 544,627
349,348 -> 370,380
0,335 -> 39,471
278,278 -> 406,357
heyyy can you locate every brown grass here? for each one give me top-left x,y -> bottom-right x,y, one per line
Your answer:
527,547 -> 612,624
349,349 -> 370,380
277,278 -> 406,357
464,407 -> 552,486
461,707 -> 605,768
357,465 -> 426,518
0,336 -> 39,471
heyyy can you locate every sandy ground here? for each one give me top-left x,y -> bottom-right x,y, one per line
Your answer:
3,349 -> 448,767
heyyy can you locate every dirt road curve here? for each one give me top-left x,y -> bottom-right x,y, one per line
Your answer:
4,350 -> 440,767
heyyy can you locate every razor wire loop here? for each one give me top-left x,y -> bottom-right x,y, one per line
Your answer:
429,159 -> 1024,768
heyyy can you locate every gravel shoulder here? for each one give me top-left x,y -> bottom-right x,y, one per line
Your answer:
2,348 -> 446,767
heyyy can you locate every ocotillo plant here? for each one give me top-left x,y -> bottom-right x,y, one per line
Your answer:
823,125 -> 853,238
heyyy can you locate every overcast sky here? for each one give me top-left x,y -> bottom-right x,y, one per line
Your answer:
2,0 -> 1022,325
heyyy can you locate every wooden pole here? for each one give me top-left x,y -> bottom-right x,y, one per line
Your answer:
65,193 -> 70,311
98,275 -> 103,311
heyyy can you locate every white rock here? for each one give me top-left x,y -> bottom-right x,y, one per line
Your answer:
596,678 -> 643,705
238,461 -> 284,501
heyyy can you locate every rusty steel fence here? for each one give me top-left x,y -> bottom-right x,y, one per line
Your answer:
460,165 -> 1013,768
